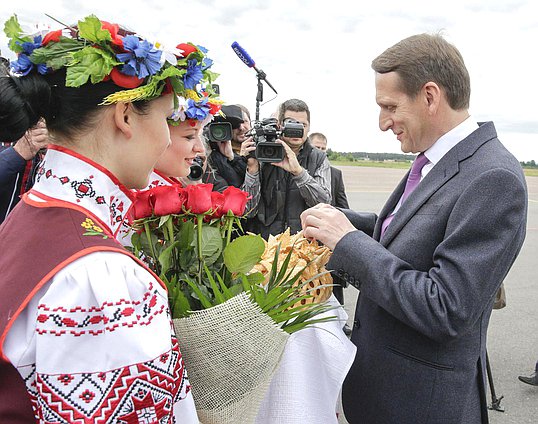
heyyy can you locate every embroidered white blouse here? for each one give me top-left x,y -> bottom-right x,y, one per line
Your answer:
3,146 -> 198,423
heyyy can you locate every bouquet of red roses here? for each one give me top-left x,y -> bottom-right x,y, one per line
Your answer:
128,182 -> 336,424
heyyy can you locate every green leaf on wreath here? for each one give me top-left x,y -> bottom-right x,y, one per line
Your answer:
77,15 -> 112,44
223,234 -> 265,274
67,46 -> 119,86
4,15 -> 32,54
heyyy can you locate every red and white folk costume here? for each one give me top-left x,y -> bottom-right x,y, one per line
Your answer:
0,146 -> 198,423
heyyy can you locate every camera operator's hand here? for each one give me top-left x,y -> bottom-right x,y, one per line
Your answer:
13,120 -> 49,161
240,137 -> 259,174
216,140 -> 235,161
271,140 -> 303,176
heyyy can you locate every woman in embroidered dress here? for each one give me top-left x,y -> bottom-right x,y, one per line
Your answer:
0,15 -> 220,423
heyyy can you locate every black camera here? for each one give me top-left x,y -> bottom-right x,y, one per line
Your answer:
247,118 -> 304,163
206,104 -> 244,143
206,122 -> 233,143
188,156 -> 204,181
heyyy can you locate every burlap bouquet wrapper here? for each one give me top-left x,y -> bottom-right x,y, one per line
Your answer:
173,292 -> 290,424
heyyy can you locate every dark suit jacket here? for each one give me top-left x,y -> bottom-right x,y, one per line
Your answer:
330,166 -> 349,208
328,122 -> 527,424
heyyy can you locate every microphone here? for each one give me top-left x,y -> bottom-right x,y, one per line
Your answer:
231,41 -> 255,68
231,41 -> 277,94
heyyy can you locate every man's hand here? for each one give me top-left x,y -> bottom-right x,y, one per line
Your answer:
216,140 -> 235,161
301,203 -> 357,250
241,136 -> 260,174
271,140 -> 303,176
13,120 -> 49,161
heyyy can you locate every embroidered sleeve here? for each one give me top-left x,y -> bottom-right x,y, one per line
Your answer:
4,251 -> 198,423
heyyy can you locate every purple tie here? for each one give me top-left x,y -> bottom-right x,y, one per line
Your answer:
381,153 -> 429,237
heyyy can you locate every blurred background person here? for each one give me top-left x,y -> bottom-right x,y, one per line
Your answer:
310,131 -> 351,335
0,91 -> 49,224
518,360 -> 538,386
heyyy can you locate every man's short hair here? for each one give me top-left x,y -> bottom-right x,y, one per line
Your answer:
371,33 -> 470,110
278,98 -> 310,124
309,132 -> 327,144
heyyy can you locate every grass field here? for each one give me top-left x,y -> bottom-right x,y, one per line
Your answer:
330,160 -> 538,177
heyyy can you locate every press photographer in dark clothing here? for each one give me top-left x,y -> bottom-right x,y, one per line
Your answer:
207,104 -> 251,188
243,99 -> 331,239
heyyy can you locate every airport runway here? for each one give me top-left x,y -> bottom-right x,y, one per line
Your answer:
336,165 -> 538,423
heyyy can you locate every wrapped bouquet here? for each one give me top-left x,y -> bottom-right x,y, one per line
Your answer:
129,183 -> 336,423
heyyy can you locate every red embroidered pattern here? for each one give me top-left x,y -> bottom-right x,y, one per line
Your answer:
22,336 -> 189,423
36,282 -> 166,336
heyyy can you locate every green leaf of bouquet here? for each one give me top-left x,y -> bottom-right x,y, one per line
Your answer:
178,219 -> 194,250
204,265 -> 226,304
184,277 -> 213,308
223,234 -> 265,274
195,225 -> 222,266
78,15 -> 112,44
158,241 -> 180,274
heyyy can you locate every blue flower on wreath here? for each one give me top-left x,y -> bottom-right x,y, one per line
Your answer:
184,59 -> 203,90
11,35 -> 48,76
185,97 -> 210,121
116,35 -> 163,79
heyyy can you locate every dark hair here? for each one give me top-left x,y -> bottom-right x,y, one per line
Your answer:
0,68 -> 152,143
371,33 -> 470,110
278,98 -> 310,124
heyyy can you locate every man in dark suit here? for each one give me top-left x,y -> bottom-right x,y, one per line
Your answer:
301,33 -> 527,424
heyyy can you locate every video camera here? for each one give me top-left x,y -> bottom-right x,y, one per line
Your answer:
246,118 -> 304,163
188,156 -> 204,181
206,104 -> 244,143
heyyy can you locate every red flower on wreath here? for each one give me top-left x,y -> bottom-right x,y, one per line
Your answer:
101,21 -> 123,48
176,43 -> 197,58
42,30 -> 62,46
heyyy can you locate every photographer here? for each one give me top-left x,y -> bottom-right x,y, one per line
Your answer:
1,120 -> 49,223
207,104 -> 251,188
243,98 -> 331,239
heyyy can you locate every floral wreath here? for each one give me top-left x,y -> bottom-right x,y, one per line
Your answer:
3,14 -> 222,123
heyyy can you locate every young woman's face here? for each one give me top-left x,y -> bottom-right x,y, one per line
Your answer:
122,94 -> 175,189
155,119 -> 205,178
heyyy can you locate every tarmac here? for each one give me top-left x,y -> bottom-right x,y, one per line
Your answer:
335,165 -> 538,424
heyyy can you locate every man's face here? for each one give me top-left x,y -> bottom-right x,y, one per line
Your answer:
232,111 -> 251,145
310,137 -> 327,151
375,72 -> 432,154
281,110 -> 309,150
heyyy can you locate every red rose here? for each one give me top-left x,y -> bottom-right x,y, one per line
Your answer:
101,21 -> 123,48
221,186 -> 249,216
152,185 -> 186,216
42,30 -> 62,46
110,67 -> 144,89
209,191 -> 226,219
130,190 -> 153,220
176,43 -> 197,58
185,184 -> 214,214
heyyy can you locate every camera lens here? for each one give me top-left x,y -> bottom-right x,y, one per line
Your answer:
208,122 -> 233,143
212,126 -> 227,140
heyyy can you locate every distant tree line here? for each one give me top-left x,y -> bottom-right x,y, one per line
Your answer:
327,149 -> 415,162
327,150 -> 538,168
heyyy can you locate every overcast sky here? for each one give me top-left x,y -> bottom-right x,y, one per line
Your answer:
1,0 -> 537,161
